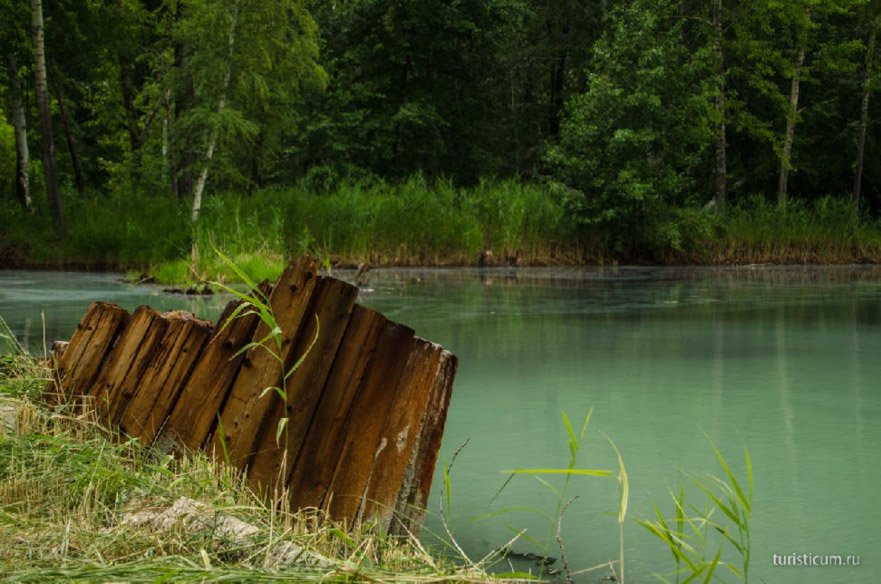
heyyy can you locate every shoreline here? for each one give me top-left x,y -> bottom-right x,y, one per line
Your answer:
3,253 -> 881,270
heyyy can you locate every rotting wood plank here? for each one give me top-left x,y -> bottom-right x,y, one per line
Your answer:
390,350 -> 457,535
287,306 -> 385,511
45,301 -> 126,404
210,257 -> 319,470
247,276 -> 359,493
45,301 -> 104,403
361,340 -> 444,528
156,295 -> 267,454
45,257 -> 458,535
324,320 -> 416,524
118,313 -> 213,445
66,305 -> 129,401
88,306 -> 169,425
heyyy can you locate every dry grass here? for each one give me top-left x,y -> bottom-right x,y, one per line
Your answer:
0,359 -> 528,583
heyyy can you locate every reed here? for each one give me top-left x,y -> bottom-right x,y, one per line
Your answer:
638,440 -> 753,583
4,180 -> 881,281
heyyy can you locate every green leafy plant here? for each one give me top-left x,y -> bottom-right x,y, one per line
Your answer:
485,409 -> 627,582
639,440 -> 753,583
210,249 -> 320,480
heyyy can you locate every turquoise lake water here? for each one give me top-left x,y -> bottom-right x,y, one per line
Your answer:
2,266 -> 879,583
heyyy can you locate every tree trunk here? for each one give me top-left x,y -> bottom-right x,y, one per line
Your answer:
852,25 -> 877,212
119,58 -> 142,155
248,129 -> 264,194
713,0 -> 727,211
5,53 -> 31,211
163,89 -> 173,196
546,16 -> 569,139
119,57 -> 144,180
31,0 -> 65,231
191,0 -> 238,222
170,0 -> 194,199
52,72 -> 86,197
777,47 -> 806,207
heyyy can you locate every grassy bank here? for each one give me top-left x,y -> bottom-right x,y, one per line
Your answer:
0,356 -> 512,582
0,349 -> 755,582
2,177 -> 881,284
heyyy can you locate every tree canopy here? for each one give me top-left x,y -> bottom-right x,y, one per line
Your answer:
1,0 -> 879,236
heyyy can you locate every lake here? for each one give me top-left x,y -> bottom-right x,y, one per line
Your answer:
1,266 -> 879,583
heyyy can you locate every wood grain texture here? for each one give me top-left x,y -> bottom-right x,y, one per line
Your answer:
157,296 -> 264,453
362,340 -> 444,528
391,350 -> 457,535
118,313 -> 212,445
211,257 -> 319,470
88,306 -> 169,425
45,301 -> 127,404
324,320 -> 416,524
247,276 -> 359,493
287,306 -> 385,510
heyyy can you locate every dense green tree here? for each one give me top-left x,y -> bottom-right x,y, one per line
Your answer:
728,0 -> 864,205
852,2 -> 880,209
169,0 -> 324,216
292,0 -> 523,182
548,0 -> 715,250
1,0 -> 880,239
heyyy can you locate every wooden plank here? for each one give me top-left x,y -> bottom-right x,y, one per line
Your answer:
42,258 -> 459,537
156,296 -> 265,453
118,312 -> 213,445
390,350 -> 457,536
53,302 -> 104,379
287,306 -> 385,510
210,257 -> 320,470
323,320 -> 416,524
44,302 -> 118,404
65,304 -> 129,404
87,306 -> 169,425
361,340 -> 444,528
247,276 -> 359,493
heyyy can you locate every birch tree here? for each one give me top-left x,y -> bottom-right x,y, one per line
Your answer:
31,0 -> 65,230
5,53 -> 30,210
190,0 -> 237,222
852,7 -> 879,210
712,0 -> 727,210
172,0 -> 324,221
0,0 -> 31,210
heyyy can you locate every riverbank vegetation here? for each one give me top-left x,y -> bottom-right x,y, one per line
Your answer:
1,351 -> 756,583
0,355 -> 520,583
2,0 -> 880,278
3,181 -> 881,284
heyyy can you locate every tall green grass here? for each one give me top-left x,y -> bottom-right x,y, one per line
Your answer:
4,180 -> 881,281
716,195 -> 881,264
639,441 -> 753,583
0,177 -> 575,280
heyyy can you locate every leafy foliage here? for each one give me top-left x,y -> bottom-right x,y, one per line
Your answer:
548,0 -> 716,252
1,0 -> 880,262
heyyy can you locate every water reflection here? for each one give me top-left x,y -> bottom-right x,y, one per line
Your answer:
1,266 -> 880,583
0,271 -> 228,353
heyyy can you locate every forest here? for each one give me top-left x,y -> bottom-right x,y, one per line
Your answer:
2,0 -> 881,278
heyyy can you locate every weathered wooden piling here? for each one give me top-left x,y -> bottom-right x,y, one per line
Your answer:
45,258 -> 457,533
